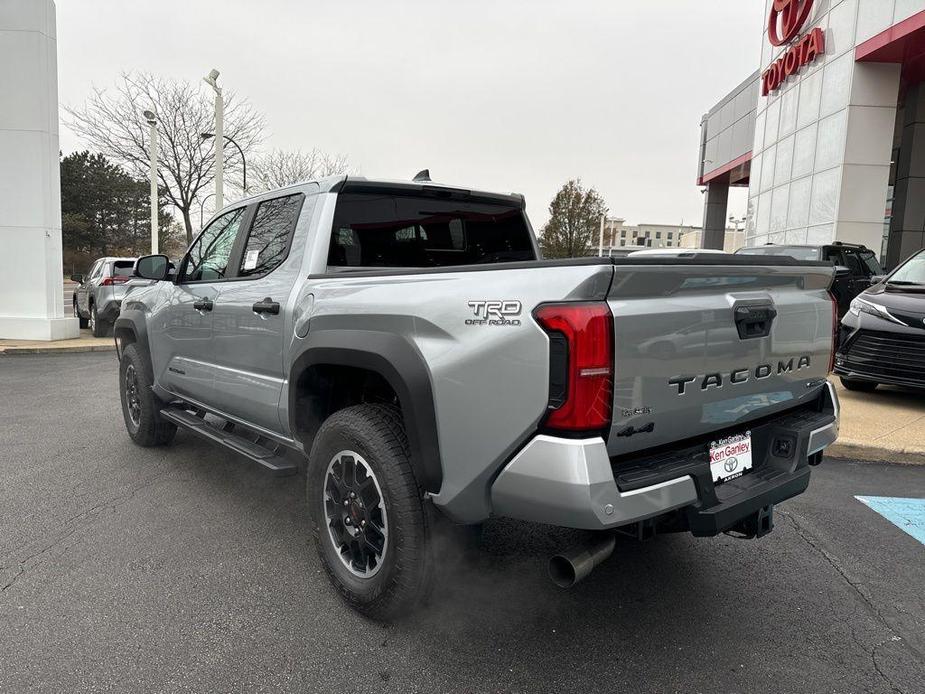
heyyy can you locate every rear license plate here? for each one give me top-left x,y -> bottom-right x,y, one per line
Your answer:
709,431 -> 753,484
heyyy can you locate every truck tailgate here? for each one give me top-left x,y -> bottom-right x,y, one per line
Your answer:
606,261 -> 834,457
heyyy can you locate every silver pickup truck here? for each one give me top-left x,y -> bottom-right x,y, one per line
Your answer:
116,175 -> 839,619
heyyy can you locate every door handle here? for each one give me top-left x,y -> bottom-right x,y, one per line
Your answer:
193,298 -> 213,312
252,297 -> 280,315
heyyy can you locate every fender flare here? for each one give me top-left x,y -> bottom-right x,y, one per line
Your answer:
289,329 -> 442,493
113,310 -> 150,361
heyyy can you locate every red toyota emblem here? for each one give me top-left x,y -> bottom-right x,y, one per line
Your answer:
768,0 -> 814,46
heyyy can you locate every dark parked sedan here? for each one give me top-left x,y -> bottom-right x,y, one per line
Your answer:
834,249 -> 925,391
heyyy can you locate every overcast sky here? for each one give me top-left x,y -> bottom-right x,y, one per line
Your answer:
56,0 -> 763,229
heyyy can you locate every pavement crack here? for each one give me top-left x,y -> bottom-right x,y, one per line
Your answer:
0,470 -> 170,594
780,508 -> 920,693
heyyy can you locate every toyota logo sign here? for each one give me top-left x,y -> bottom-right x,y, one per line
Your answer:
768,0 -> 815,46
724,458 -> 739,473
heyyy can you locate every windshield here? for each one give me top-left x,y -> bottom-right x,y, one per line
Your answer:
329,192 -> 536,268
736,246 -> 820,261
888,251 -> 925,286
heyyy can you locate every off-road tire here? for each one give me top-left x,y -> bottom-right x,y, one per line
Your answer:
119,344 -> 177,447
308,404 -> 431,621
840,377 -> 878,392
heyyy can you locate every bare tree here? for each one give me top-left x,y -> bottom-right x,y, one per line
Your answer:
64,71 -> 265,244
252,148 -> 350,192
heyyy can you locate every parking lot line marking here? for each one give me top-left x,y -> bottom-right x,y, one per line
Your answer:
855,496 -> 925,546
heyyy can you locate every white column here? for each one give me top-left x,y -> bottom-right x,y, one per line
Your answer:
0,0 -> 78,340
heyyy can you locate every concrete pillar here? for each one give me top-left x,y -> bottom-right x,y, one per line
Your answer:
700,180 -> 729,250
887,81 -> 925,270
0,0 -> 77,340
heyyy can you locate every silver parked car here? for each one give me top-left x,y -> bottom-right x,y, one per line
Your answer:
71,257 -> 136,337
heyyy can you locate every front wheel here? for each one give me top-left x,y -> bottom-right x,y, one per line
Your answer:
840,377 -> 878,392
119,344 -> 177,446
307,404 -> 431,621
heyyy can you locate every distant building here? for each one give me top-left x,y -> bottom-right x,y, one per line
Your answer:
678,227 -> 746,253
597,218 -> 706,254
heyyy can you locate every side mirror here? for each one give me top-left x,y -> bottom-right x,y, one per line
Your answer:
70,273 -> 83,283
134,254 -> 170,281
869,274 -> 885,285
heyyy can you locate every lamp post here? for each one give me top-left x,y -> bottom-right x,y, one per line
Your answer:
199,192 -> 216,228
142,109 -> 158,254
201,132 -> 247,194
203,68 -> 223,212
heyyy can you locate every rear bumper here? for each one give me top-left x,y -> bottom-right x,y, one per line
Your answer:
490,382 -> 839,533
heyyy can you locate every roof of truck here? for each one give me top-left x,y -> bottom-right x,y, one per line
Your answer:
229,175 -> 525,208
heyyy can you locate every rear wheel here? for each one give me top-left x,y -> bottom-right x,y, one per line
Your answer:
73,298 -> 88,329
119,344 -> 176,446
89,303 -> 109,338
308,404 -> 431,621
840,377 -> 878,392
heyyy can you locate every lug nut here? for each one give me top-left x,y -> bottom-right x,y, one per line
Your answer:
360,520 -> 366,527
344,517 -> 351,525
343,499 -> 349,507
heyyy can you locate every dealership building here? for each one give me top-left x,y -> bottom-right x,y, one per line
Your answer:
698,0 -> 925,269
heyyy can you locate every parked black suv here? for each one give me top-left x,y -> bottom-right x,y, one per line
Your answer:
736,243 -> 883,318
834,249 -> 925,391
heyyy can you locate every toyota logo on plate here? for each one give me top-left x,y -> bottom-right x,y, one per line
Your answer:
768,0 -> 814,46
724,458 -> 739,473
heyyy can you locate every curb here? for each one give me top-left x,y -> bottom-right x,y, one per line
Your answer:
0,344 -> 116,355
826,440 -> 925,466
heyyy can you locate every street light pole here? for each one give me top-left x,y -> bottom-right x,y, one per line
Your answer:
203,69 -> 223,213
199,192 -> 216,228
201,132 -> 247,193
143,109 -> 158,254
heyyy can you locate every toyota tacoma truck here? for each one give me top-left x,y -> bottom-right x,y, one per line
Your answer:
115,174 -> 840,619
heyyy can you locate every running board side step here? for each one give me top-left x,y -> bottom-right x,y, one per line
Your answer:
159,406 -> 299,477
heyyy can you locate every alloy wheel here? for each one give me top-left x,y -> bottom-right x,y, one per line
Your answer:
124,364 -> 141,427
323,450 -> 389,577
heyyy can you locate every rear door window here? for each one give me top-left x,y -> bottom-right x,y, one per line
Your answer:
328,191 -> 535,268
237,194 -> 304,278
842,249 -> 866,277
859,250 -> 883,275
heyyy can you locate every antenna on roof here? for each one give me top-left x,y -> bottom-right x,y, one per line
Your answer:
412,169 -> 431,182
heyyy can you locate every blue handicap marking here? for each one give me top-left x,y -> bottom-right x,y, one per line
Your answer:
855,496 -> 925,546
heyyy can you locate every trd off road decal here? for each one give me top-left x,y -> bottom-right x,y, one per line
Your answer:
466,300 -> 522,326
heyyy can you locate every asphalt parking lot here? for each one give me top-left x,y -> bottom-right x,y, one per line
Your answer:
1,352 -> 923,693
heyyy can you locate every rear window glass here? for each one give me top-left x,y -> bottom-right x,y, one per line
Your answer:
328,192 -> 535,268
737,246 -> 820,261
238,194 -> 303,277
112,261 -> 134,276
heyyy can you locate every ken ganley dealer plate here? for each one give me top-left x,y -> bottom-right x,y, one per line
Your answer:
709,431 -> 753,484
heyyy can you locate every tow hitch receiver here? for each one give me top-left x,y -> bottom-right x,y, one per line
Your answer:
729,504 -> 775,539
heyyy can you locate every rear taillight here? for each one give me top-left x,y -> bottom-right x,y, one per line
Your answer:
534,302 -> 614,433
101,275 -> 129,286
828,290 -> 838,373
